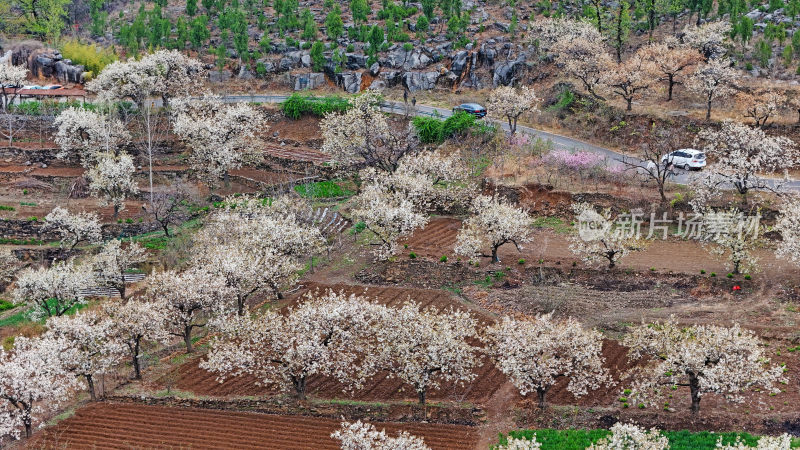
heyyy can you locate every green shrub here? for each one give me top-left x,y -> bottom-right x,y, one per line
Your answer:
0,205 -> 14,211
351,221 -> 367,234
409,252 -> 417,259
281,93 -> 350,119
700,269 -> 706,274
744,274 -> 752,280
710,272 -> 716,277
518,258 -> 526,265
440,255 -> 448,262
403,42 -> 414,51
442,110 -> 476,137
412,116 -> 444,143
61,39 -> 117,75
727,273 -> 734,278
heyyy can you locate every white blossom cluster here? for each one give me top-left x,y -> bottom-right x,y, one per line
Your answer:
496,436 -> 542,450
171,94 -> 261,185
332,420 -> 430,450
623,318 -> 786,412
775,196 -> 800,267
587,423 -> 669,450
568,202 -> 645,268
42,206 -> 103,251
454,195 -> 532,264
13,260 -> 94,320
91,239 -> 148,299
717,433 -> 793,450
484,314 -> 613,408
487,85 -> 540,133
87,151 -> 139,217
54,107 -> 131,167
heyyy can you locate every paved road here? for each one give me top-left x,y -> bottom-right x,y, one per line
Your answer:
184,93 -> 800,190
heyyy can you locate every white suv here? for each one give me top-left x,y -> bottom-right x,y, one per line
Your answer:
660,149 -> 706,170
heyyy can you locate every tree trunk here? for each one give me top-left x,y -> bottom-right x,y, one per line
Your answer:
113,204 -> 120,220
162,222 -> 171,237
132,338 -> 142,379
491,245 -> 500,264
733,259 -> 740,275
119,279 -> 126,300
626,98 -> 633,111
293,376 -> 307,400
184,328 -> 194,353
689,373 -> 701,413
237,294 -> 245,316
24,415 -> 32,438
536,388 -> 547,409
667,74 -> 675,101
706,99 -> 712,120
417,390 -> 426,405
86,374 -> 97,401
508,116 -> 514,135
607,252 -> 616,268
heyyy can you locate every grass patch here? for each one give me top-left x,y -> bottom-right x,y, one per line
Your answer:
0,238 -> 44,245
0,299 -> 18,312
294,180 -> 354,198
0,205 -> 15,211
281,93 -> 350,119
495,429 -> 800,449
532,217 -> 573,234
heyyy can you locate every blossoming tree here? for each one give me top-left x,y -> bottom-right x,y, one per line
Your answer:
13,260 -> 94,320
776,196 -> 800,267
686,58 -> 738,120
42,206 -> 102,252
0,336 -> 78,438
332,421 -> 430,450
483,314 -> 613,408
54,107 -> 130,167
568,202 -> 644,268
91,239 -> 148,299
455,195 -> 532,264
87,151 -> 139,220
44,311 -> 124,401
487,85 -> 539,134
202,291 -> 387,399
622,318 -> 786,413
103,299 -> 170,379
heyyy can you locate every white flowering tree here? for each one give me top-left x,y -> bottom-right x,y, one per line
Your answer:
0,249 -> 21,289
681,21 -> 731,58
0,336 -> 78,439
193,195 -> 324,314
718,434 -> 793,450
371,151 -> 474,213
349,182 -> 428,260
377,302 -> 479,405
640,42 -> 702,101
686,58 -> 738,120
44,311 -> 124,401
54,107 -> 130,167
145,268 -> 232,353
497,436 -> 541,450
42,206 -> 102,252
88,151 -> 139,220
622,318 -> 786,413
103,299 -> 170,380
0,64 -> 27,111
13,260 -> 94,320
487,86 -> 540,134
332,421 -> 430,450
776,196 -> 800,267
587,423 -> 668,450
455,195 -> 532,264
171,95 -> 261,187
552,36 -> 613,100
605,51 -> 653,112
568,202 -> 644,268
92,239 -> 147,299
699,208 -> 761,274
144,184 -> 194,237
692,122 -> 798,209
321,91 -> 419,174
736,89 -> 786,129
203,291 -> 388,399
483,315 -> 613,409
0,64 -> 29,146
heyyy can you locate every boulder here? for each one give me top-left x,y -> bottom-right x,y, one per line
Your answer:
292,72 -> 326,90
337,72 -> 362,93
209,69 -> 233,82
368,79 -> 387,90
380,70 -> 402,87
55,60 -> 85,83
402,71 -> 439,92
479,43 -> 497,67
450,50 -> 469,77
492,54 -> 526,87
238,65 -> 255,80
369,62 -> 381,76
345,53 -> 368,69
301,54 -> 312,67
386,47 -> 432,70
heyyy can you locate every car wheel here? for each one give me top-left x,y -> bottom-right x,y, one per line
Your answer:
682,164 -> 690,171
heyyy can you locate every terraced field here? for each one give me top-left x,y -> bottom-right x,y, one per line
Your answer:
28,402 -> 479,449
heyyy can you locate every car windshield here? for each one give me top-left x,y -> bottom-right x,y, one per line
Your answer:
696,153 -> 705,159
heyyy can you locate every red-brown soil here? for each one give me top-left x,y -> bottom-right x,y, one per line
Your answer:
403,218 -> 800,280
27,402 -> 478,449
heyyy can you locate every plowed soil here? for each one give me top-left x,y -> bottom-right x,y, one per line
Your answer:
403,218 -> 798,279
28,402 -> 479,449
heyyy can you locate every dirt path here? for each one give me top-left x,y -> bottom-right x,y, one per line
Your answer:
476,381 -> 519,449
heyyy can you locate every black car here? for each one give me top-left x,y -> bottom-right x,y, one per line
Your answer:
452,103 -> 487,118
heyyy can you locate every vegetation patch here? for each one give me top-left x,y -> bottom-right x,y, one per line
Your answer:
281,93 -> 350,119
